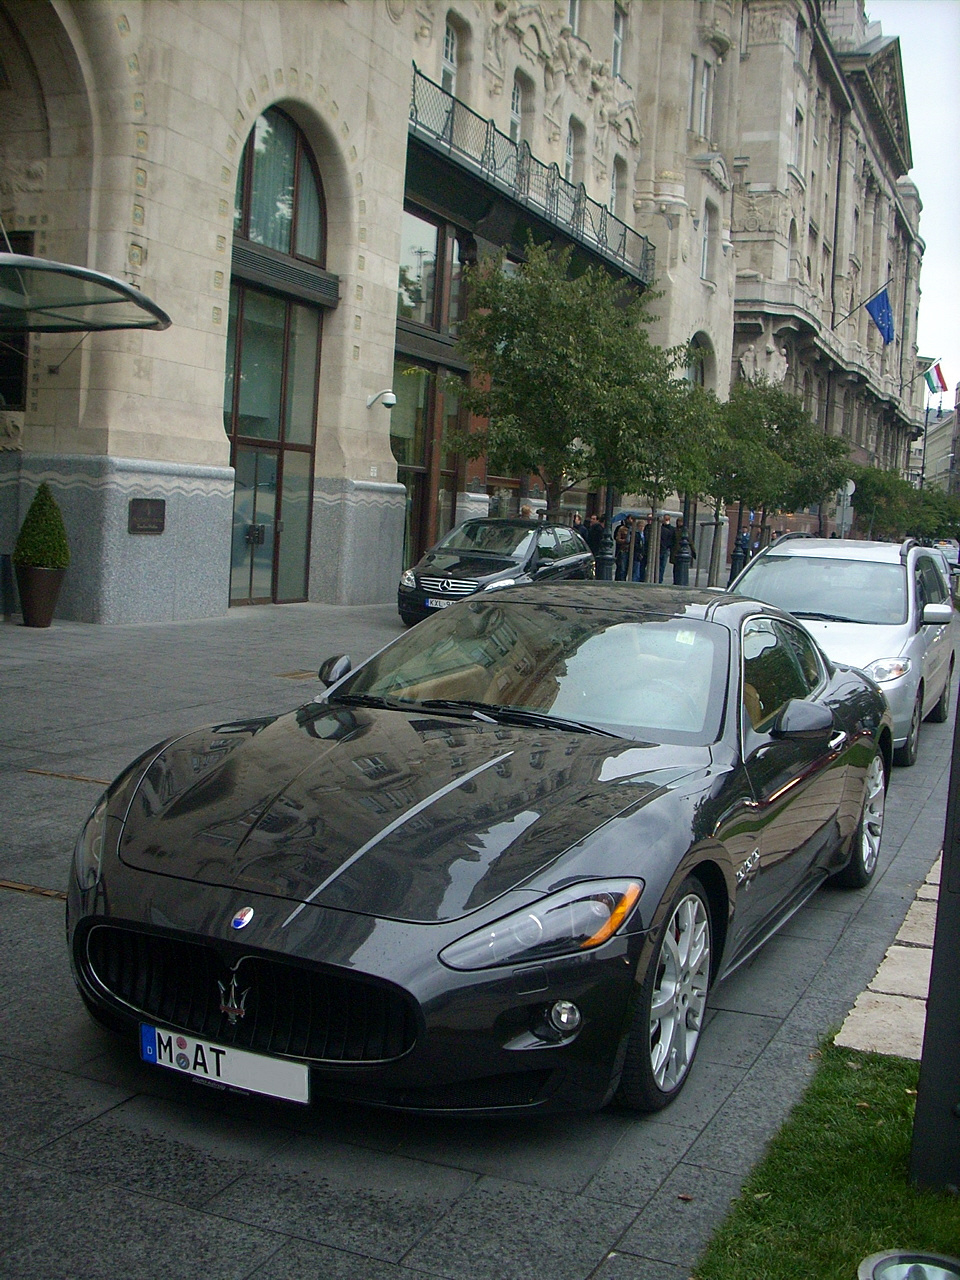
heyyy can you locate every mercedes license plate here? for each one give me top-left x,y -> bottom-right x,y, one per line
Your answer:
140,1024 -> 309,1103
425,597 -> 451,608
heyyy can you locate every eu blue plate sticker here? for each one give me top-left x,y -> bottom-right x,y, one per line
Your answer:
140,1023 -> 158,1062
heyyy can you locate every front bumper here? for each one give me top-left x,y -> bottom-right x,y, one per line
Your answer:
68,870 -> 646,1115
877,672 -> 919,747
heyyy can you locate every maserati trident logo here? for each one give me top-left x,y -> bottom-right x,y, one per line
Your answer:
218,965 -> 250,1025
231,906 -> 254,930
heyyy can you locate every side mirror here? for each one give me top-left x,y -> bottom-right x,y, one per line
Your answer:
771,698 -> 834,739
922,602 -> 953,626
318,654 -> 352,687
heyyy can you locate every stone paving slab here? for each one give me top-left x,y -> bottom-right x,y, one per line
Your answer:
0,603 -> 954,1278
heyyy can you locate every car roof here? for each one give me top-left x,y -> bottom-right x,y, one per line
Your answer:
455,517 -> 553,528
753,537 -> 916,564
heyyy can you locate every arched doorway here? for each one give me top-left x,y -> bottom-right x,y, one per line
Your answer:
223,107 -> 331,604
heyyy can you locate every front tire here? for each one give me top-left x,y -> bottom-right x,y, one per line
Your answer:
616,875 -> 712,1112
894,689 -> 922,767
927,662 -> 953,724
834,752 -> 885,888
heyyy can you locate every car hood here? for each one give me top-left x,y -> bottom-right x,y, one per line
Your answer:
416,550 -> 522,580
117,703 -> 705,923
790,617 -> 911,669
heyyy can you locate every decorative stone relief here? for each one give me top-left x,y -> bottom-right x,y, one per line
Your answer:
746,4 -> 784,46
0,412 -> 24,450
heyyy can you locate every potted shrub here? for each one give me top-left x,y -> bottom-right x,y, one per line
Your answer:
12,481 -> 70,627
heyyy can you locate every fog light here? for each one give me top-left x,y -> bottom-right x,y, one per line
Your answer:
549,1000 -> 582,1035
859,1252 -> 960,1280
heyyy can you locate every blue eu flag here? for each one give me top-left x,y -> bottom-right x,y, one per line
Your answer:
865,288 -> 895,344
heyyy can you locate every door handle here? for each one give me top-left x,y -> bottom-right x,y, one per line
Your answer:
828,730 -> 847,752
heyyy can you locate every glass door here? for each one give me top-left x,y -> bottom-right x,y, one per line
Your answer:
224,283 -> 320,604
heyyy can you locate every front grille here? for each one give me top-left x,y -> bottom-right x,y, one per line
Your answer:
417,575 -> 479,598
84,925 -> 418,1064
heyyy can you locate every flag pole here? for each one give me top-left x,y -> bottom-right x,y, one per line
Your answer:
900,356 -> 942,399
831,278 -> 893,331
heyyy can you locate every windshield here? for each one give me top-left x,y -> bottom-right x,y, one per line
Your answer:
733,554 -> 907,625
332,599 -> 729,744
436,521 -> 536,558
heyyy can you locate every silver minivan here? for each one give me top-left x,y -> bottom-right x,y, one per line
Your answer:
730,537 -> 958,765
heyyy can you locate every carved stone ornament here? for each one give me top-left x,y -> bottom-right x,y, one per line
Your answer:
746,3 -> 784,46
0,411 -> 24,451
385,0 -> 405,22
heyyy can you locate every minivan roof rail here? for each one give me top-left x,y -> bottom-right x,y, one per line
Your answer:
900,538 -> 918,562
772,531 -> 815,543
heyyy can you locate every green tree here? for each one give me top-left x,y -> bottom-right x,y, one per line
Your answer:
450,239 -> 691,518
712,378 -> 850,531
849,465 -> 915,539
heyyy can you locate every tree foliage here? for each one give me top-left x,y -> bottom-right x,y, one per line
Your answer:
850,465 -> 960,541
450,239 -> 711,513
708,378 -> 850,518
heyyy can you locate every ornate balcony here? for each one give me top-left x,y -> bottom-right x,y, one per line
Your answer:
409,66 -> 654,288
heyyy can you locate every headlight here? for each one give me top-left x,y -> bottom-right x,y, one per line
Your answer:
73,791 -> 111,891
400,569 -> 416,589
484,578 -> 517,591
865,657 -> 912,683
440,880 -> 643,970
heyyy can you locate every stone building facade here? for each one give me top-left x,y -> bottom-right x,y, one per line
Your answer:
0,0 -> 926,623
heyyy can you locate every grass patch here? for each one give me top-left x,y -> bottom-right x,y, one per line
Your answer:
694,1041 -> 960,1279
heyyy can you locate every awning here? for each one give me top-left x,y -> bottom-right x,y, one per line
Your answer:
0,253 -> 171,333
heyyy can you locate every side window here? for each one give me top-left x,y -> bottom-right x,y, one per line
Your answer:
556,527 -> 579,558
537,528 -> 561,561
741,617 -> 809,731
918,556 -> 947,607
776,620 -> 823,693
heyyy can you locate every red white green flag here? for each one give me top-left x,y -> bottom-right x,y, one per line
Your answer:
924,362 -> 948,393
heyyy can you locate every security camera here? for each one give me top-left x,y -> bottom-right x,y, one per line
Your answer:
367,388 -> 397,408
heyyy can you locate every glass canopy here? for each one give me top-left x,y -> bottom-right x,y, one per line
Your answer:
0,253 -> 171,333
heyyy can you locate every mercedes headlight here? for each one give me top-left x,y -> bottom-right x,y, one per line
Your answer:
400,569 -> 416,589
440,880 -> 643,970
484,578 -> 517,591
865,657 -> 912,683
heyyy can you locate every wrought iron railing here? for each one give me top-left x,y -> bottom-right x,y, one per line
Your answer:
409,66 -> 654,286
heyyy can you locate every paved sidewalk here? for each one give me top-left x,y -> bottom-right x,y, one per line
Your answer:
0,603 -> 953,1280
836,853 -> 940,1060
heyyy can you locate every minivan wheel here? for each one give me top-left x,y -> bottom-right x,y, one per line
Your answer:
927,662 -> 953,724
894,690 -> 922,767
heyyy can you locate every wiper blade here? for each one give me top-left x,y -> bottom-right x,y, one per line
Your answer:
791,611 -> 861,623
481,704 -> 618,736
327,692 -> 406,710
415,698 -> 498,723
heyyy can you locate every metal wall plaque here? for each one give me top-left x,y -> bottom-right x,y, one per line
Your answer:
128,498 -> 166,534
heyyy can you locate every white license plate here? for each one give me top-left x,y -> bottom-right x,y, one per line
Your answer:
425,597 -> 451,608
140,1024 -> 309,1103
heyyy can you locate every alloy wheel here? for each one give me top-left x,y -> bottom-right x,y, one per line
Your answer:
859,754 -> 886,877
649,891 -> 711,1092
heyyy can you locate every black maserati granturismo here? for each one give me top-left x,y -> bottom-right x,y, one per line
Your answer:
68,585 -> 892,1115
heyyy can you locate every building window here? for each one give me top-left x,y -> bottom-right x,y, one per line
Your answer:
698,61 -> 712,138
688,56 -> 698,130
565,124 -> 575,183
609,155 -> 626,218
398,209 -> 440,327
442,21 -> 457,94
700,204 -> 718,281
568,0 -> 580,36
0,230 -> 31,410
793,109 -> 805,169
234,108 -> 325,262
227,108 -> 326,606
612,5 -> 626,79
510,75 -> 523,142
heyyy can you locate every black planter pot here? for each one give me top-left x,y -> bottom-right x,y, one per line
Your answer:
15,565 -> 66,628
